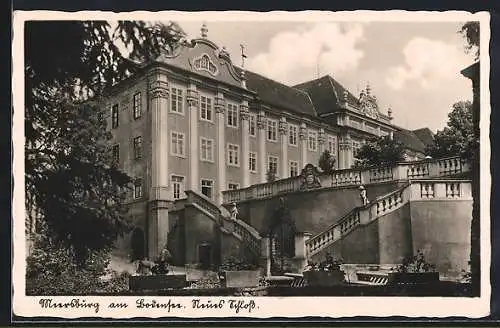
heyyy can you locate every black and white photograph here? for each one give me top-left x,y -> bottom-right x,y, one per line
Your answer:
12,10 -> 491,319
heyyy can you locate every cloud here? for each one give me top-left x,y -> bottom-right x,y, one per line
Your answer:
386,37 -> 471,90
247,22 -> 366,85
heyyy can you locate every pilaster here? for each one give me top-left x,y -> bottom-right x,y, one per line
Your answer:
215,91 -> 226,204
147,70 -> 171,259
299,123 -> 308,170
187,83 -> 199,192
240,100 -> 250,188
279,117 -> 288,178
318,128 -> 326,154
257,110 -> 267,183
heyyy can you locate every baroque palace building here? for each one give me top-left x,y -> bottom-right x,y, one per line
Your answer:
100,24 -> 435,258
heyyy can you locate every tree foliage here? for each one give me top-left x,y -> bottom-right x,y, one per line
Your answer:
459,21 -> 480,60
266,167 -> 277,182
425,101 -> 474,160
354,136 -> 406,168
26,226 -> 130,295
25,20 -> 186,264
318,150 -> 336,174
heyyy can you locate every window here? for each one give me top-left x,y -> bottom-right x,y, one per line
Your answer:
134,179 -> 143,199
171,132 -> 185,156
133,136 -> 143,159
171,87 -> 184,114
201,179 -> 214,199
112,144 -> 120,163
308,130 -> 318,151
327,136 -> 337,155
249,152 -> 257,172
200,138 -> 214,162
172,175 -> 185,200
133,92 -> 142,119
267,119 -> 278,141
228,183 -> 239,190
288,124 -> 298,146
227,103 -> 238,128
249,114 -> 256,137
111,104 -> 119,128
268,156 -> 279,176
290,161 -> 299,177
200,95 -> 213,121
227,144 -> 240,166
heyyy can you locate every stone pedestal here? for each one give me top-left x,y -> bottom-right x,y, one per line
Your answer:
260,237 -> 271,277
148,199 -> 172,260
293,232 -> 311,273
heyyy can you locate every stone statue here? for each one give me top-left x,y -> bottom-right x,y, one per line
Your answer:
299,164 -> 322,190
230,202 -> 239,220
359,185 -> 369,206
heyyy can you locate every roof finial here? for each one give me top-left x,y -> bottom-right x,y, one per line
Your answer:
201,23 -> 208,38
366,81 -> 371,96
240,44 -> 247,69
388,106 -> 393,118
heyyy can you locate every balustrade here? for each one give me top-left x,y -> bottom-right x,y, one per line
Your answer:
406,162 -> 430,179
221,156 -> 470,205
332,170 -> 362,186
438,157 -> 463,176
369,166 -> 393,182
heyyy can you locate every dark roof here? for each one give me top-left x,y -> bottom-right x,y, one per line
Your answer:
234,67 -> 317,117
412,128 -> 435,148
394,129 -> 427,153
293,75 -> 359,116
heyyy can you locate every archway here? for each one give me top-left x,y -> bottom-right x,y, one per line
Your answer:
267,198 -> 296,275
130,228 -> 146,261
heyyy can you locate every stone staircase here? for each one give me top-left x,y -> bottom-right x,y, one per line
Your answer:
185,190 -> 262,257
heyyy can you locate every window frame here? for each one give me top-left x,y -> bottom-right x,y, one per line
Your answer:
249,152 -> 257,173
226,103 -> 239,128
133,136 -> 143,160
133,92 -> 142,120
199,95 -> 214,122
170,87 -> 184,115
288,124 -> 298,146
201,179 -> 214,200
308,130 -> 318,151
133,179 -> 143,199
200,137 -> 214,162
267,118 -> 278,142
171,175 -> 185,200
227,143 -> 240,167
249,113 -> 257,137
289,160 -> 299,177
171,131 -> 186,157
268,155 -> 279,176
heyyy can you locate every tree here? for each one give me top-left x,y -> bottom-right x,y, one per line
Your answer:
425,101 -> 475,160
266,167 -> 277,182
459,21 -> 480,61
25,21 -> 186,265
318,150 -> 336,175
354,136 -> 406,168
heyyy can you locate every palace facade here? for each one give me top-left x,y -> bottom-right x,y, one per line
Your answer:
102,24 -> 435,258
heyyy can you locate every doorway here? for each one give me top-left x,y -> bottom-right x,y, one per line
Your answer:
198,243 -> 212,270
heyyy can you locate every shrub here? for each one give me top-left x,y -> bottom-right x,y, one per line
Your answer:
394,250 -> 436,273
26,234 -> 129,295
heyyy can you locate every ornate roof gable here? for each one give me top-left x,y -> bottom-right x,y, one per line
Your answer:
156,36 -> 243,88
357,88 -> 380,120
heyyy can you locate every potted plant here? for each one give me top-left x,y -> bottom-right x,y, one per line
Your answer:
388,250 -> 439,285
303,253 -> 346,287
218,256 -> 261,288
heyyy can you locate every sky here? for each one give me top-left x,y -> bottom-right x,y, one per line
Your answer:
157,20 -> 476,132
